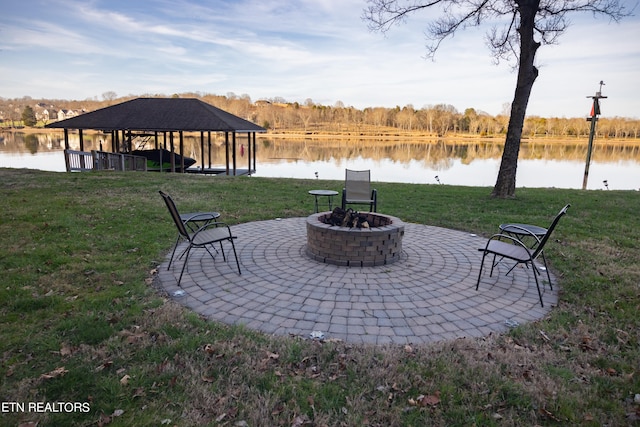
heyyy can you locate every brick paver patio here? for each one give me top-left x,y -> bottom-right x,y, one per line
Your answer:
156,217 -> 557,345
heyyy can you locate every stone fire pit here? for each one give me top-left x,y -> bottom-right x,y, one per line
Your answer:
305,212 -> 405,267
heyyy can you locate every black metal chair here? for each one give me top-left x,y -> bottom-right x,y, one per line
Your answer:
341,169 -> 377,212
167,211 -> 220,270
159,191 -> 241,286
476,204 -> 570,307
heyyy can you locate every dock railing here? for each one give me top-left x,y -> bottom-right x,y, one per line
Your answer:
64,149 -> 147,172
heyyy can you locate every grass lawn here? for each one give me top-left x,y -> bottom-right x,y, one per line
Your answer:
1,168 -> 638,426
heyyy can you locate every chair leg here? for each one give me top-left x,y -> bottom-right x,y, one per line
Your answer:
177,246 -> 192,287
219,241 -> 227,261
230,238 -> 241,275
204,244 -> 218,261
540,251 -> 553,290
168,235 -> 181,270
530,260 -> 544,307
476,251 -> 488,290
489,254 -> 498,277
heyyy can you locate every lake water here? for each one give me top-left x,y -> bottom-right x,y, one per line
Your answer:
1,131 -> 639,191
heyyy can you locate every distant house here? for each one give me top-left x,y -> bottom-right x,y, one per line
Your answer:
57,109 -> 81,120
36,109 -> 50,122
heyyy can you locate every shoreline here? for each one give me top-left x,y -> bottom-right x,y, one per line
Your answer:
1,127 -> 638,146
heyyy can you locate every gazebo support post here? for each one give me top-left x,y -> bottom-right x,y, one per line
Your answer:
170,132 -> 175,172
78,129 -> 85,169
247,133 -> 251,174
179,131 -> 185,172
232,132 -> 237,176
252,132 -> 256,173
225,132 -> 230,175
79,129 -> 84,151
207,131 -> 212,169
200,131 -> 205,173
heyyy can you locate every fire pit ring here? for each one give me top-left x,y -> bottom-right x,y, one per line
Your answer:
305,212 -> 405,267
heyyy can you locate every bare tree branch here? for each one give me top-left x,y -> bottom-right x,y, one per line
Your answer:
363,0 -> 446,33
364,0 -> 634,61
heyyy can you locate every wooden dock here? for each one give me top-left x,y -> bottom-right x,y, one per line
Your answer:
185,167 -> 254,176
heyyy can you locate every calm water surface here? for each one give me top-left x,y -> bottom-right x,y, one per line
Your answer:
1,131 -> 639,191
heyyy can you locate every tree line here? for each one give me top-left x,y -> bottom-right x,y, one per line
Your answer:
1,93 -> 638,140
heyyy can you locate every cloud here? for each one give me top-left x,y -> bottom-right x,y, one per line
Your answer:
0,0 -> 637,117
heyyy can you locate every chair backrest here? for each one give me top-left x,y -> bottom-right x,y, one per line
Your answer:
159,191 -> 190,239
532,204 -> 570,258
345,169 -> 371,200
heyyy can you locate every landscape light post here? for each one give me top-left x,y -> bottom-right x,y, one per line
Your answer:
582,81 -> 607,190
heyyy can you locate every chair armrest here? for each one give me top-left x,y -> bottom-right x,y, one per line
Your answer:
500,225 -> 543,246
181,213 -> 217,224
481,233 -> 534,257
193,221 -> 235,237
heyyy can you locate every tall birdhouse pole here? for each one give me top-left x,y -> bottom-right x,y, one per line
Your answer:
582,81 -> 607,190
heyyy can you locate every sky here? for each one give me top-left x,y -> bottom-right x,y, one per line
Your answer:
1,0 -> 639,118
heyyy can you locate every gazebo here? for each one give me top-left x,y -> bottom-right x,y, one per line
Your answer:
46,97 -> 266,175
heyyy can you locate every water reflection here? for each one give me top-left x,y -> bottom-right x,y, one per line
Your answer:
1,131 -> 638,190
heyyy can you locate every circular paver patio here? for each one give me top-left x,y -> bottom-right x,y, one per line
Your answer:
156,217 -> 557,345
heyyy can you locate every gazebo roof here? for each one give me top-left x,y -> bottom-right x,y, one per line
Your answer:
46,97 -> 266,133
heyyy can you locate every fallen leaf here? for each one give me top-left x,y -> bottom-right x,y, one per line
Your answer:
271,403 -> 285,416
417,391 -> 441,407
291,415 -> 311,427
539,330 -> 550,342
120,374 -> 131,385
40,367 -> 68,380
97,413 -> 112,427
539,407 -> 561,422
60,344 -> 74,357
125,333 -> 147,344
